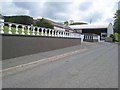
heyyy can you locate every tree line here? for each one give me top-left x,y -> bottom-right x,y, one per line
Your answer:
4,15 -> 54,29
114,10 -> 120,42
114,10 -> 120,34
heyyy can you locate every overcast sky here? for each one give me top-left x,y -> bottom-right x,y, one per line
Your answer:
0,0 -> 119,24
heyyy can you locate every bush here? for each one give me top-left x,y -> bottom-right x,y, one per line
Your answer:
114,33 -> 120,42
4,15 -> 34,25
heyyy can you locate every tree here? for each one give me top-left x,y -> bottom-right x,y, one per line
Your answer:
64,21 -> 69,26
35,18 -> 54,29
4,15 -> 34,25
114,10 -> 120,34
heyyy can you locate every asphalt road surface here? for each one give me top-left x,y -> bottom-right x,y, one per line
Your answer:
2,42 -> 118,88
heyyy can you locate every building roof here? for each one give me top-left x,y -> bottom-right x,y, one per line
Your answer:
69,23 -> 109,29
44,18 -> 73,30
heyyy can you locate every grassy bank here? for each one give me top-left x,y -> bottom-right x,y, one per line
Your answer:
114,33 -> 120,43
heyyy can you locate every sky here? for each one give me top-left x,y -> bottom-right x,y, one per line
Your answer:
0,0 -> 119,25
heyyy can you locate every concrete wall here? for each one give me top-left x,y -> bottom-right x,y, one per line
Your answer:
0,35 -> 2,61
1,34 -> 81,60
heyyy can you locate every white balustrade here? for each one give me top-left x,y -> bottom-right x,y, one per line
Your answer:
0,22 -> 82,40
27,26 -> 31,35
0,22 -> 4,34
37,27 -> 40,36
21,25 -> 25,35
15,25 -> 19,34
8,24 -> 12,34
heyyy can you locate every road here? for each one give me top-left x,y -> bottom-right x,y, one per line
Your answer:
2,42 -> 118,88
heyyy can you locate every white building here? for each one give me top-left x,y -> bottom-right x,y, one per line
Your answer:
69,23 -> 114,40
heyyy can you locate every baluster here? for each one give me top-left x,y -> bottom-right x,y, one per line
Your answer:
45,29 -> 47,36
52,29 -> 54,36
72,33 -> 74,38
60,31 -> 62,37
54,30 -> 57,37
64,32 -> 66,37
67,32 -> 69,38
37,27 -> 40,36
66,32 -> 68,37
32,27 -> 35,35
56,31 -> 58,37
69,33 -> 71,38
59,31 -> 60,37
62,32 -> 65,37
15,24 -> 19,34
21,25 -> 25,35
61,31 -> 63,37
8,24 -> 12,34
41,28 -> 44,36
27,26 -> 30,35
57,31 -> 58,37
70,33 -> 72,38
49,29 -> 51,36
67,32 -> 69,37
57,31 -> 59,37
0,22 -> 4,34
68,33 -> 70,38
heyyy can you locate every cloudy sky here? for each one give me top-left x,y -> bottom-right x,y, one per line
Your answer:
0,0 -> 119,24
